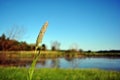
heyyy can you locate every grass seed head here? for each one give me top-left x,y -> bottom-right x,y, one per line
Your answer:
36,21 -> 48,49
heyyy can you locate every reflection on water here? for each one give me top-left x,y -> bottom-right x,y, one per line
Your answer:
1,52 -> 120,71
64,57 -> 79,68
51,58 -> 60,68
25,57 -> 120,71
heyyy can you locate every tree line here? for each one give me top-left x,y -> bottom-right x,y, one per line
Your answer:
0,34 -> 61,51
1,33 -> 119,52
0,34 -> 35,51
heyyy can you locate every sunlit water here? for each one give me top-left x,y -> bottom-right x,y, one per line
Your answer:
25,57 -> 120,71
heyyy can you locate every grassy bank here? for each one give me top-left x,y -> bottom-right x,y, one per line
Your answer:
0,67 -> 120,80
0,51 -> 120,58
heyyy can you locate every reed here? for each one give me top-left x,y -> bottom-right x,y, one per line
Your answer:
27,21 -> 48,80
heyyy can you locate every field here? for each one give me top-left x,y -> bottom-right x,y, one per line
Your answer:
0,67 -> 120,80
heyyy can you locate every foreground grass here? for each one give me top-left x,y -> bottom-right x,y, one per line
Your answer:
0,67 -> 120,80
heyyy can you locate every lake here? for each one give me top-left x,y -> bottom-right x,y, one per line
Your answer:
26,57 -> 120,71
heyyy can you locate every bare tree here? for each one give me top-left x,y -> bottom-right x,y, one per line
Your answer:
51,41 -> 61,51
69,43 -> 79,51
6,25 -> 25,40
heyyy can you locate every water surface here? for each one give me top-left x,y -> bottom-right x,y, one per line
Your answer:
26,57 -> 120,71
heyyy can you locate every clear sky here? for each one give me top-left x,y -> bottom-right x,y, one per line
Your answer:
0,0 -> 120,51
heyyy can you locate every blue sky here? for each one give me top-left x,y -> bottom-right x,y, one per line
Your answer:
0,0 -> 120,51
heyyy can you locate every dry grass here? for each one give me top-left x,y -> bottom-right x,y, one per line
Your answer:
36,21 -> 48,49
